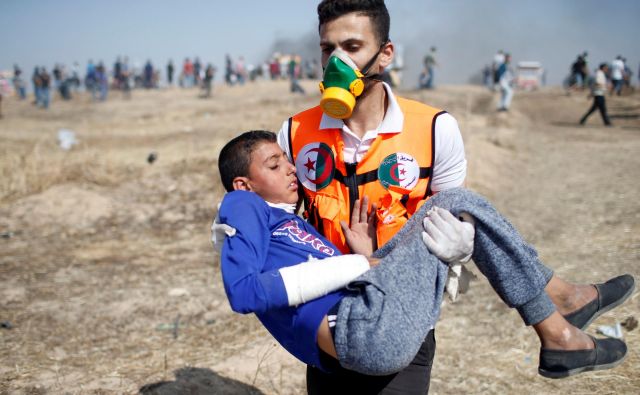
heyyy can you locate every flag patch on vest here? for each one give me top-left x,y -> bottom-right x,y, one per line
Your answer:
295,142 -> 335,192
378,152 -> 420,191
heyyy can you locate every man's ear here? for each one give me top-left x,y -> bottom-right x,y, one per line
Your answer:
378,41 -> 394,70
232,176 -> 251,191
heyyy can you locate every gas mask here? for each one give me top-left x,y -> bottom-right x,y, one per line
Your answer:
318,47 -> 383,119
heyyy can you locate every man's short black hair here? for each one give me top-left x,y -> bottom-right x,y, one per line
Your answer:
317,0 -> 390,45
218,130 -> 277,192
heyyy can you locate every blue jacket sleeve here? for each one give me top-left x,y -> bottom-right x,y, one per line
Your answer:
219,191 -> 290,314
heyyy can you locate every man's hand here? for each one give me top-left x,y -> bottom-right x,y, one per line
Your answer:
340,196 -> 377,257
211,204 -> 236,253
421,207 -> 474,263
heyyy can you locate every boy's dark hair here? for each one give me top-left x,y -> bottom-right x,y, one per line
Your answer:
317,0 -> 390,45
218,130 -> 277,192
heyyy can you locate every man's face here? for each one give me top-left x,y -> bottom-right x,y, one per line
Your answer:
319,13 -> 392,74
244,142 -> 299,204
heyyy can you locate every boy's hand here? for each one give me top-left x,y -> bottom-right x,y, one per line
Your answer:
340,196 -> 377,257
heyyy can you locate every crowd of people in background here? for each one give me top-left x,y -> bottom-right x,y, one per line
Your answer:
1,50 -> 637,116
567,51 -> 635,96
1,52 -> 322,111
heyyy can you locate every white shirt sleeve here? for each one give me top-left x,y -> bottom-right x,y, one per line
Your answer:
431,113 -> 467,192
276,120 -> 292,161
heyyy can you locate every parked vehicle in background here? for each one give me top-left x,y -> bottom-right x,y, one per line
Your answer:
516,61 -> 544,90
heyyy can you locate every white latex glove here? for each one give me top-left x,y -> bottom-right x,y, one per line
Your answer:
210,203 -> 236,253
421,206 -> 475,263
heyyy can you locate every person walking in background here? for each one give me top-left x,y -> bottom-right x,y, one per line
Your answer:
201,63 -> 216,98
492,49 -> 505,89
225,54 -> 234,85
12,64 -> 26,100
182,58 -> 194,87
121,57 -> 131,99
269,56 -> 280,80
166,59 -> 175,86
0,71 -> 12,118
421,46 -> 437,89
95,62 -> 108,101
482,64 -> 492,90
144,60 -> 154,89
496,53 -> 514,111
288,54 -> 305,94
32,67 -> 42,106
38,67 -> 51,109
235,56 -> 247,85
580,63 -> 612,126
113,57 -> 123,90
610,55 -> 625,96
621,58 -> 632,91
85,60 -> 97,100
193,57 -> 202,87
70,62 -> 81,92
570,54 -> 587,90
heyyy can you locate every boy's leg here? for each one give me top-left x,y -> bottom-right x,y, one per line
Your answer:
333,188 -> 555,375
381,187 -> 557,325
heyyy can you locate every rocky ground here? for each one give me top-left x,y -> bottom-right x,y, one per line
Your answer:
1,81 -> 638,394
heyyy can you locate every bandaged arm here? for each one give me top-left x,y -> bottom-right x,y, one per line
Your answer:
279,254 -> 370,306
220,191 -> 371,314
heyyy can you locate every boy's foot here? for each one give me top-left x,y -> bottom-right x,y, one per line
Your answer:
563,274 -> 635,330
538,337 -> 627,379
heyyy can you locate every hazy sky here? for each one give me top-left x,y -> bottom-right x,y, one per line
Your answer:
1,0 -> 638,86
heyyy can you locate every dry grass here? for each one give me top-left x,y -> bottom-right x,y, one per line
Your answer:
0,81 -> 639,394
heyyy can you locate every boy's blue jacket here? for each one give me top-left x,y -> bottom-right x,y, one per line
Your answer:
219,190 -> 345,369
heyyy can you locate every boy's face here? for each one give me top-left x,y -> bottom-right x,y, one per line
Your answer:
235,142 -> 299,204
319,13 -> 392,74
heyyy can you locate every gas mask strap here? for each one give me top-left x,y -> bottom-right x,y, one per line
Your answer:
360,40 -> 389,80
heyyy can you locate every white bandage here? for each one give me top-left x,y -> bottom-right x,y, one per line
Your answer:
279,254 -> 370,306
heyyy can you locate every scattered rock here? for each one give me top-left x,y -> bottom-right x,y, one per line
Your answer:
168,288 -> 189,297
621,316 -> 638,331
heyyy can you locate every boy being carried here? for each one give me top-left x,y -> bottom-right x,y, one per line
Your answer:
216,130 -> 632,378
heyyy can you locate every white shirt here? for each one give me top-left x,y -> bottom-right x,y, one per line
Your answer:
593,69 -> 607,96
277,82 -> 466,192
611,59 -> 624,80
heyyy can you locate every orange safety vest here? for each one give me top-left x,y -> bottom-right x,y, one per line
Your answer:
288,97 -> 446,253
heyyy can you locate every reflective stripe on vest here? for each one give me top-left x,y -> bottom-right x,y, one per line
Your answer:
290,97 -> 444,253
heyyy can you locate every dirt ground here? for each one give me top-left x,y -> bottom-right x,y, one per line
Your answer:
1,80 -> 638,394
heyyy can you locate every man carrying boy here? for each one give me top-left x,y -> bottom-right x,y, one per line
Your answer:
215,1 -> 635,392
216,130 -> 631,386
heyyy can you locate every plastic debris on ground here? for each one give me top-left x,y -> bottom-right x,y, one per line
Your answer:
1,231 -> 13,239
596,322 -> 623,339
57,129 -> 78,150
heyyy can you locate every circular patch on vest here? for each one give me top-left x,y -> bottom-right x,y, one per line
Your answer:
378,152 -> 420,191
295,142 -> 335,191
